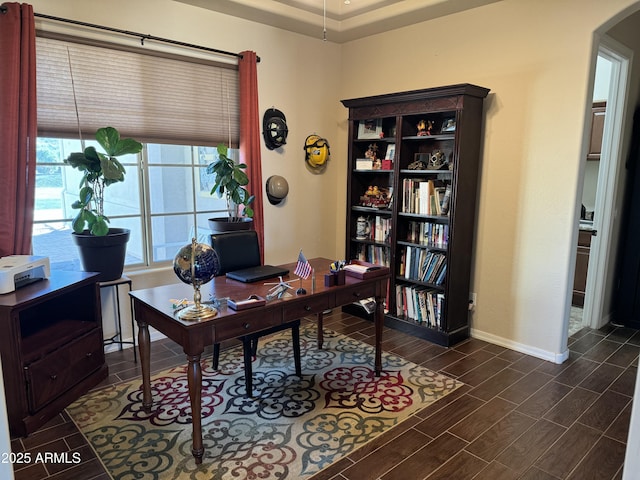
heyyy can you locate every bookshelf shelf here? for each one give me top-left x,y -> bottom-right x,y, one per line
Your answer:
342,84 -> 489,347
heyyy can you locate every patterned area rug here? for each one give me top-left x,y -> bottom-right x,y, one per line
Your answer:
67,324 -> 462,479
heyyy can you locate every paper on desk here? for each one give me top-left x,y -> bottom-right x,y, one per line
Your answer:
344,264 -> 371,274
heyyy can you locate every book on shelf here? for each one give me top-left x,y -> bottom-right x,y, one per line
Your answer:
417,288 -> 430,325
404,246 -> 412,279
400,245 -> 447,285
441,184 -> 452,215
427,255 -> 446,283
435,263 -> 447,285
394,284 -> 443,328
402,178 -> 449,215
354,244 -> 390,267
406,220 -> 448,247
373,216 -> 392,243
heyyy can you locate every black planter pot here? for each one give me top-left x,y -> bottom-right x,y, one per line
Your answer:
208,217 -> 253,234
72,228 -> 130,282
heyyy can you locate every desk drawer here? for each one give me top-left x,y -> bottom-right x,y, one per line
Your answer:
283,296 -> 329,322
213,310 -> 280,342
335,283 -> 377,306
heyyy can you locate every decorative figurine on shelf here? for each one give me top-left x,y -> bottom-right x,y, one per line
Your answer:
365,185 -> 380,196
360,185 -> 391,209
429,150 -> 446,169
408,157 -> 427,170
365,143 -> 382,169
365,143 -> 378,160
417,119 -> 433,136
356,216 -> 372,240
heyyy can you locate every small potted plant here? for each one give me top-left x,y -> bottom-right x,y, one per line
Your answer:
206,144 -> 255,233
65,126 -> 143,281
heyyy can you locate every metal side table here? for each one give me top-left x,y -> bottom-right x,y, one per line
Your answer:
99,275 -> 137,362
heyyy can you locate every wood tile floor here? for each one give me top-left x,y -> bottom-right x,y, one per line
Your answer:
10,310 -> 639,480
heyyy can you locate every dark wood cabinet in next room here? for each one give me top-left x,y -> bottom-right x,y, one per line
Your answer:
572,229 -> 593,307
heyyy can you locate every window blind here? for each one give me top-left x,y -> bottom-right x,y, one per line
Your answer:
36,34 -> 239,146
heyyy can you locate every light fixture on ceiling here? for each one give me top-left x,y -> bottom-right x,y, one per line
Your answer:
323,0 -> 327,41
344,0 -> 351,4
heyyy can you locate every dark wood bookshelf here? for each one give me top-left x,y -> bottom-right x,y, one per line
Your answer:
341,84 -> 489,347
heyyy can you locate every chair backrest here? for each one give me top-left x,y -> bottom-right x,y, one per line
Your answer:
210,230 -> 261,275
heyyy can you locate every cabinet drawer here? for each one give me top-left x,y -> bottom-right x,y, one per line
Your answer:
335,283 -> 377,306
213,310 -> 280,342
578,229 -> 593,247
283,295 -> 329,322
25,329 -> 105,412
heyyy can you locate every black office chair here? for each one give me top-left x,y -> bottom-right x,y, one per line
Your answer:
210,230 -> 302,397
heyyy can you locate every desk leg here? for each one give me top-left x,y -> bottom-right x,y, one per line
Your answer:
374,294 -> 384,376
186,353 -> 204,464
317,312 -> 324,349
138,321 -> 152,413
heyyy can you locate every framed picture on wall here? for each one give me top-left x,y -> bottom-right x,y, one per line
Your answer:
357,119 -> 383,139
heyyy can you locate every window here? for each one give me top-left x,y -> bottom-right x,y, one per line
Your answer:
33,32 -> 240,271
33,139 -> 232,270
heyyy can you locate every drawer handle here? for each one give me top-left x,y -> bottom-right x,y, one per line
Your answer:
353,292 -> 361,298
243,323 -> 251,329
50,374 -> 57,381
304,305 -> 312,312
86,352 -> 93,358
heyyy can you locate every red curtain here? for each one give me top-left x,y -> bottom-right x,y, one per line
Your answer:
238,50 -> 264,262
0,2 -> 36,257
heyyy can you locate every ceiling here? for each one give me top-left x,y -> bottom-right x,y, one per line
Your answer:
174,0 -> 503,43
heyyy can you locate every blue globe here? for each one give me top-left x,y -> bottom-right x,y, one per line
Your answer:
173,242 -> 219,286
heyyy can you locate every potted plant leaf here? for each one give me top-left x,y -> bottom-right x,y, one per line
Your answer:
65,126 -> 143,281
206,144 -> 255,233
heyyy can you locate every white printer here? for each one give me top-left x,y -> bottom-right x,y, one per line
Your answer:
0,255 -> 50,294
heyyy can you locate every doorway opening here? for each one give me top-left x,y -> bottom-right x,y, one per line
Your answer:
572,36 -> 631,337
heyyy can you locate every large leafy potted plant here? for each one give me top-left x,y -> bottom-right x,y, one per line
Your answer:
206,144 -> 255,233
65,126 -> 143,281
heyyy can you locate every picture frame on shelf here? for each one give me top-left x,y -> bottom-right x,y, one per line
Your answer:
357,119 -> 383,139
385,144 -> 396,161
441,118 -> 456,132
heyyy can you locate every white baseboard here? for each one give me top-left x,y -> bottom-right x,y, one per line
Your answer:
470,328 -> 569,364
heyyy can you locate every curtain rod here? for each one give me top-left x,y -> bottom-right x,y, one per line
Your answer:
27,11 -> 260,62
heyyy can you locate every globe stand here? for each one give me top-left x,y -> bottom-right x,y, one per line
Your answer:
178,283 -> 217,321
175,238 -> 218,321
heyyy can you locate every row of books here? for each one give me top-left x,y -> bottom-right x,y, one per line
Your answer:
406,220 -> 449,247
395,285 -> 444,328
354,244 -> 390,267
401,179 -> 451,216
357,216 -> 392,243
399,246 -> 447,285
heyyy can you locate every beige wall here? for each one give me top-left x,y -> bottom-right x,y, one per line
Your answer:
26,0 -> 640,360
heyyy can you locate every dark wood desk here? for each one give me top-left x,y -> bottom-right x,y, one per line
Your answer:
130,257 -> 389,464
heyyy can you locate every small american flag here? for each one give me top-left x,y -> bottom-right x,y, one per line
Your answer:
294,250 -> 313,279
